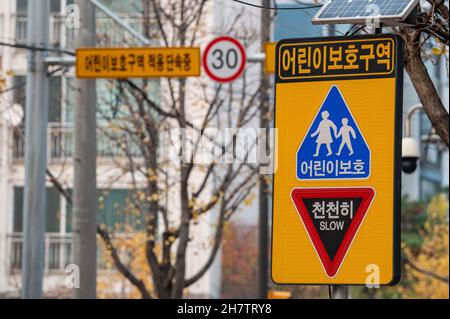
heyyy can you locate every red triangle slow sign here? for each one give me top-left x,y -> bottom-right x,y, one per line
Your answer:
291,187 -> 375,278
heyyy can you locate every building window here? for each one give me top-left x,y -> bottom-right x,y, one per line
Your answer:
66,189 -> 144,233
11,186 -> 69,271
13,187 -> 24,233
12,76 -> 26,116
100,0 -> 143,14
16,0 -> 28,13
16,0 -> 61,13
420,179 -> 441,201
15,0 -> 62,45
13,75 -> 62,123
13,187 -> 61,233
65,78 -> 75,123
13,187 -> 142,234
49,76 -> 62,123
420,112 -> 442,169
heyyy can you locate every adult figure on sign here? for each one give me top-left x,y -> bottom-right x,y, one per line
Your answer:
311,111 -> 337,157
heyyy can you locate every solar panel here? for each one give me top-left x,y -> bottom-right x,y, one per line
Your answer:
312,0 -> 419,25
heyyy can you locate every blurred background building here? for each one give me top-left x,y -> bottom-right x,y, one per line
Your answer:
0,0 -> 448,299
0,0 -> 262,298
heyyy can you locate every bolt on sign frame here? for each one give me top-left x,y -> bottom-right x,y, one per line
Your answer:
271,34 -> 403,285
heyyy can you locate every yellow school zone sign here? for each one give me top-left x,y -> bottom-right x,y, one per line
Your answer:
76,47 -> 201,78
272,35 -> 403,285
264,42 -> 276,74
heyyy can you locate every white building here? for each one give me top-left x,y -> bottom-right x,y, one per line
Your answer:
0,0 -> 261,298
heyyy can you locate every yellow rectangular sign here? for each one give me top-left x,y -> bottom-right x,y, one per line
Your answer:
272,35 -> 403,285
278,37 -> 395,80
76,47 -> 201,79
265,42 -> 276,74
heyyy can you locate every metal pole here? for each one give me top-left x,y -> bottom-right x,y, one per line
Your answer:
323,24 -> 336,37
248,53 -> 266,63
405,104 -> 423,137
21,0 -> 50,299
323,25 -> 347,300
258,0 -> 271,299
44,56 -> 76,66
330,285 -> 349,299
72,0 -> 97,299
88,0 -> 151,45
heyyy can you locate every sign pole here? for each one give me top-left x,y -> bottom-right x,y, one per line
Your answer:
21,0 -> 50,299
323,25 -> 350,300
258,0 -> 271,299
72,0 -> 97,299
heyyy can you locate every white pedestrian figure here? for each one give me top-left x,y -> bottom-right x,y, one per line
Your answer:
310,111 -> 337,157
336,118 -> 356,156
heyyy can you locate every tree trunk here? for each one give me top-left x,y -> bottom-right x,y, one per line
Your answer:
171,75 -> 190,298
403,30 -> 449,147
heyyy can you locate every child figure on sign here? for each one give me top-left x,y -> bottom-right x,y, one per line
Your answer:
336,118 -> 356,156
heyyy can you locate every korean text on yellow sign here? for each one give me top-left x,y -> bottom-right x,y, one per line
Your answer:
76,47 -> 201,79
272,35 -> 403,285
278,37 -> 395,80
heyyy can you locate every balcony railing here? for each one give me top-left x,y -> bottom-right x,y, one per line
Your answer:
12,123 -> 141,162
7,233 -> 135,273
8,233 -> 72,272
12,124 -> 74,161
15,14 -> 65,47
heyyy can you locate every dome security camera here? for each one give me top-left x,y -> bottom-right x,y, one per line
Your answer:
401,137 -> 421,174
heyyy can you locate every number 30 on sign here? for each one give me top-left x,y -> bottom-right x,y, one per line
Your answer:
203,36 -> 246,83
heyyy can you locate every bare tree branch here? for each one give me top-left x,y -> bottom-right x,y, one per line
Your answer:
403,255 -> 449,283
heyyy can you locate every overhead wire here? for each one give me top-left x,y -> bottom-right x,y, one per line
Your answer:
231,0 -> 322,10
0,40 -> 75,56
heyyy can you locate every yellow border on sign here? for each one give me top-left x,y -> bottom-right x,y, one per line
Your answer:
75,47 -> 201,79
277,38 -> 395,80
272,77 -> 400,284
264,42 -> 276,74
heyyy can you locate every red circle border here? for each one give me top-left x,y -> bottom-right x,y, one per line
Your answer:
202,36 -> 247,83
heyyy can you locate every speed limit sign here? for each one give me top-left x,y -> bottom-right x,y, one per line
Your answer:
203,36 -> 246,83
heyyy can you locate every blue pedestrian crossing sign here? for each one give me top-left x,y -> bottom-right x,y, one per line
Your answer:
297,85 -> 371,180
